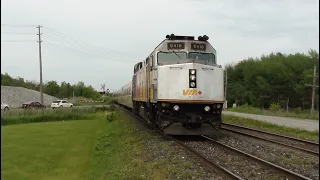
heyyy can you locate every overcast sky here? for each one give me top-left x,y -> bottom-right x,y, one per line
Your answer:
1,0 -> 319,91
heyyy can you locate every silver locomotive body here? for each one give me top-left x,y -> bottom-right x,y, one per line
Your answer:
116,34 -> 225,137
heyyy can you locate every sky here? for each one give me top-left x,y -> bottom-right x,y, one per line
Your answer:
1,0 -> 319,91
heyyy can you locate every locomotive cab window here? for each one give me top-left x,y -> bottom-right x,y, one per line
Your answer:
157,51 -> 187,65
188,52 -> 216,65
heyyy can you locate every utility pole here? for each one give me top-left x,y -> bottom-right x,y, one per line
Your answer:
37,25 -> 44,105
73,90 -> 75,104
224,69 -> 227,109
101,83 -> 106,102
305,65 -> 319,115
101,84 -> 106,94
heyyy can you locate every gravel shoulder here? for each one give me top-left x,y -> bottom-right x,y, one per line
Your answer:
223,111 -> 319,131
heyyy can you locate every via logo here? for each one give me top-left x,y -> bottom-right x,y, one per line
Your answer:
182,89 -> 202,95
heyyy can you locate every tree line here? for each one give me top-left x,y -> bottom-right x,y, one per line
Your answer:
225,49 -> 319,110
1,73 -> 102,100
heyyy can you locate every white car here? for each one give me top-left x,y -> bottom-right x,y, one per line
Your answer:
51,100 -> 73,109
1,102 -> 9,111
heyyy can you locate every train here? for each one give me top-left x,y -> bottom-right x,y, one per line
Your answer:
114,34 -> 225,138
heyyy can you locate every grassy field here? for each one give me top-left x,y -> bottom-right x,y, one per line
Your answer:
1,119 -> 107,180
222,115 -> 319,141
227,105 -> 319,120
1,109 -> 204,180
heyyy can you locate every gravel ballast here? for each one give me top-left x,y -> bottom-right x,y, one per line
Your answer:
183,140 -> 286,180
220,131 -> 319,180
126,113 -> 225,180
222,124 -> 319,153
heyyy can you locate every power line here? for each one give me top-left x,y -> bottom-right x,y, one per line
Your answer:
43,35 -> 121,58
43,41 -> 136,62
43,41 -> 112,59
2,25 -> 144,61
1,24 -> 37,27
1,40 -> 36,43
1,32 -> 36,35
42,26 -> 141,58
2,24 -> 143,69
44,37 -> 135,61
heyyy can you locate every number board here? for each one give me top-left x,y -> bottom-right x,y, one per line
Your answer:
191,43 -> 206,51
167,42 -> 185,50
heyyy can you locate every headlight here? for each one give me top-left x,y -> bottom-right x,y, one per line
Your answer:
190,69 -> 196,75
204,106 -> 210,112
217,104 -> 221,108
190,75 -> 196,80
162,103 -> 166,107
190,82 -> 196,87
173,105 -> 179,111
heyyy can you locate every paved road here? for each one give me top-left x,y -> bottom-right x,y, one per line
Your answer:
223,111 -> 319,131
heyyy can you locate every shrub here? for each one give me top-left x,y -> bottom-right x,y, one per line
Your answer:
106,112 -> 116,122
294,107 -> 302,114
269,103 -> 281,112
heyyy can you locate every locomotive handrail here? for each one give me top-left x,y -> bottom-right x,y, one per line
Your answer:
202,68 -> 214,70
169,66 -> 183,69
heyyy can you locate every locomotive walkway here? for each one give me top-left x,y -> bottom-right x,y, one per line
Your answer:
223,111 -> 319,131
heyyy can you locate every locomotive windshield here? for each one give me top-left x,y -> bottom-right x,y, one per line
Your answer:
188,52 -> 215,64
157,51 -> 216,65
157,52 -> 187,65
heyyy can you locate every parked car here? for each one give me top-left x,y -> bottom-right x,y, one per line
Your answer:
51,100 -> 73,109
22,101 -> 46,109
1,102 -> 9,111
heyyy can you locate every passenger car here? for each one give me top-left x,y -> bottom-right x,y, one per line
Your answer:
22,101 -> 46,109
1,102 -> 9,111
51,100 -> 73,108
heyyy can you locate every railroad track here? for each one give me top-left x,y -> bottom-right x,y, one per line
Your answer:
202,135 -> 312,180
222,123 -> 319,156
117,105 -> 242,180
117,104 -> 312,180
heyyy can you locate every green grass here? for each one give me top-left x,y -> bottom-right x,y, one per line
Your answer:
1,111 -> 203,180
1,107 -> 115,126
222,114 -> 319,141
227,105 -> 319,120
1,119 -> 107,180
